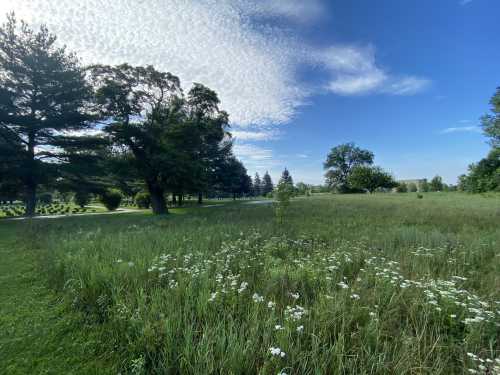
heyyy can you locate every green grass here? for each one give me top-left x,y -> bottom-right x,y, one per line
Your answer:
1,193 -> 499,374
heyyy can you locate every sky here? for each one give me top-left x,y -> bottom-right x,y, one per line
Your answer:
1,0 -> 499,185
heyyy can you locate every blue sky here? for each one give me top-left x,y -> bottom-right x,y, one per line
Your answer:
243,0 -> 500,184
1,0 -> 499,184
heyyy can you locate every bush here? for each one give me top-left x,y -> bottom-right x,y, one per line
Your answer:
417,193 -> 423,199
74,191 -> 91,208
135,191 -> 151,209
396,183 -> 408,193
38,192 -> 53,204
100,189 -> 122,211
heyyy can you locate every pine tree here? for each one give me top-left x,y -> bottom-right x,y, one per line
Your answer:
253,173 -> 262,196
280,168 -> 294,186
0,14 -> 100,216
262,171 -> 274,196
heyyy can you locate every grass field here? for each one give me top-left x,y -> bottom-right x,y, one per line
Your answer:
1,193 -> 499,374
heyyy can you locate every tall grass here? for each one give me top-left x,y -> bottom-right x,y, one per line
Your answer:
29,193 -> 500,374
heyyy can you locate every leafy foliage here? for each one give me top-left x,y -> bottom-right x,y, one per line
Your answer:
134,191 -> 151,209
99,189 -> 122,211
347,165 -> 396,193
324,143 -> 374,192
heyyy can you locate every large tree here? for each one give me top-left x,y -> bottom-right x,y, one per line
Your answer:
324,143 -> 374,192
90,64 -> 230,214
0,14 -> 99,215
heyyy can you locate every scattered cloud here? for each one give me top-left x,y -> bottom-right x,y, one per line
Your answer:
238,0 -> 325,23
233,143 -> 274,161
296,153 -> 309,158
460,0 -> 473,5
440,126 -> 481,134
231,129 -> 280,141
313,45 -> 430,96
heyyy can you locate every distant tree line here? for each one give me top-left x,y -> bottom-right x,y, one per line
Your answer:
458,87 -> 500,193
0,14 -> 255,215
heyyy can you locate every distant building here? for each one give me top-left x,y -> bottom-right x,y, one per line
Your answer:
398,179 -> 428,191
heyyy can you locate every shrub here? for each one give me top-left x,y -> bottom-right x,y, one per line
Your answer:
74,191 -> 91,208
417,193 -> 423,199
396,183 -> 408,193
135,191 -> 151,209
38,192 -> 53,204
100,189 -> 122,211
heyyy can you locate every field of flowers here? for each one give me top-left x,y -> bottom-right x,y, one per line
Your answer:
17,193 -> 500,373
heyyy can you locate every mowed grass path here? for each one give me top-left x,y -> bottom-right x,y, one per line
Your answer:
1,193 -> 499,374
0,221 -> 118,374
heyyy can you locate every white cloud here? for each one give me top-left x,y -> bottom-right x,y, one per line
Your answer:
440,126 -> 481,134
231,129 -> 280,141
0,0 -> 431,129
238,0 -> 325,23
296,153 -> 309,158
313,45 -> 430,96
233,143 -> 274,161
0,0 -> 306,127
384,76 -> 431,95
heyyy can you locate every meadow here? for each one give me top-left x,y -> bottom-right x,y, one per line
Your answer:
1,193 -> 499,374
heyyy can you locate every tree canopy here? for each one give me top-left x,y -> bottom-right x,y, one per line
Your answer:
0,14 -> 102,215
324,143 -> 374,192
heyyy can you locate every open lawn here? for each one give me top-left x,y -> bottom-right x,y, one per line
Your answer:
1,193 -> 499,374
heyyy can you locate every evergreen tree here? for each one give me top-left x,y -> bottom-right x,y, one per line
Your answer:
0,14 -> 101,215
262,171 -> 274,196
253,173 -> 262,196
280,168 -> 294,186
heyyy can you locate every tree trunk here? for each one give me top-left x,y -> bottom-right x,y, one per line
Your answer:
24,133 -> 37,217
147,181 -> 168,214
24,183 -> 36,217
198,192 -> 203,205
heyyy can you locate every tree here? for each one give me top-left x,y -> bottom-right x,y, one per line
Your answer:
262,171 -> 274,196
219,156 -> 251,199
280,168 -> 294,186
90,64 -> 183,214
274,168 -> 295,224
91,65 -> 229,214
74,191 -> 90,208
429,175 -> 444,192
459,148 -> 500,193
184,83 -> 230,205
347,166 -> 396,193
99,189 -> 122,211
0,14 -> 100,216
481,87 -> 500,147
324,143 -> 374,192
420,180 -> 430,192
253,173 -> 262,196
